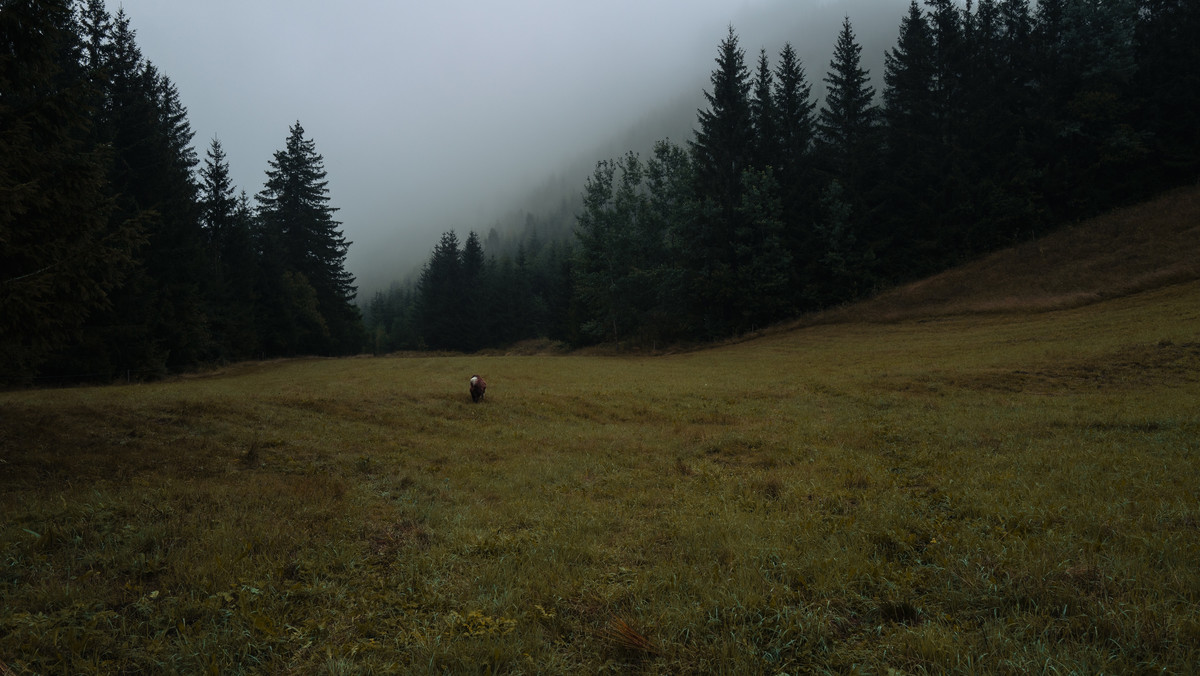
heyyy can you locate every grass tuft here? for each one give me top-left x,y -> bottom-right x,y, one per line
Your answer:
602,615 -> 659,656
241,440 -> 261,468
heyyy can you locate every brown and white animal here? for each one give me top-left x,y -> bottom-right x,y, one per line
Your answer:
469,375 -> 487,403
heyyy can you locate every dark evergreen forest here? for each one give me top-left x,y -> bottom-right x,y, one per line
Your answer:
4,1 -> 1199,379
366,0 -> 1198,350
1,0 -> 363,384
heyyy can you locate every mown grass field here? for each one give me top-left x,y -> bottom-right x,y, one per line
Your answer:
3,191 -> 1200,673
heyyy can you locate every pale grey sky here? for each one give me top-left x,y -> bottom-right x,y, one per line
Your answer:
114,0 -> 906,294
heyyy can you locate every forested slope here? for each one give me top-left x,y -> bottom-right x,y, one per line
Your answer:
368,0 -> 1200,352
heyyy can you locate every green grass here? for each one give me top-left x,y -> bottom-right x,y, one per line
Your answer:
3,278 -> 1198,674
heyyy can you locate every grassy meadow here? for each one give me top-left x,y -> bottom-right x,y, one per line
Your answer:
3,282 -> 1198,674
3,189 -> 1200,673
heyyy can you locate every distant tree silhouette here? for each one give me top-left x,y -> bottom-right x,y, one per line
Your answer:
573,154 -> 645,343
416,231 -> 462,349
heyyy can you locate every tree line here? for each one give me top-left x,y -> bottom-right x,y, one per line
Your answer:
1,0 -> 362,384
362,227 -> 575,353
369,0 -> 1197,350
5,0 -> 1197,371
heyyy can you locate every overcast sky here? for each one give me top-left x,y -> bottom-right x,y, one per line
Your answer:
115,0 -> 907,294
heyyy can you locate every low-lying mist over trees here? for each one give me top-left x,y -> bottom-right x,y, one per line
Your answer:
363,0 -> 1200,351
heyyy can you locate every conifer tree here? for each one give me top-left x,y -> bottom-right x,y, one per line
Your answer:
200,139 -> 260,359
750,48 -> 779,171
688,27 -> 754,337
459,231 -> 488,351
1031,0 -> 1143,216
734,168 -> 792,327
417,231 -> 462,349
79,0 -> 113,77
642,139 -> 696,342
573,156 -> 643,343
256,122 -> 360,354
956,0 -> 1043,251
771,43 -> 820,306
880,1 -> 941,273
200,138 -> 238,270
691,27 -> 753,220
818,18 -> 878,178
926,0 -> 966,139
988,0 -> 1036,147
494,247 -> 534,345
815,18 -> 879,301
883,2 -> 936,155
773,43 -> 817,185
460,231 -> 486,295
812,179 -> 874,303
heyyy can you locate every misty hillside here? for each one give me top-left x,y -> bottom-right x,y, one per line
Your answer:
479,0 -> 912,256
369,0 -> 1198,355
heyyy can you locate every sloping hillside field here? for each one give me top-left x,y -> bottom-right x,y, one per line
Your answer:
4,257 -> 1200,668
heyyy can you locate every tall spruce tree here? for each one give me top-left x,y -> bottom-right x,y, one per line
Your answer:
573,155 -> 644,344
199,139 -> 259,359
773,43 -> 817,185
642,139 -> 696,343
818,18 -> 878,179
734,168 -> 792,328
955,0 -> 1042,251
923,0 -> 993,257
772,42 -> 820,307
812,179 -> 874,303
880,1 -> 941,274
79,0 -> 113,80
1030,0 -> 1144,216
416,231 -> 462,349
816,17 -> 879,301
458,231 -> 488,352
256,122 -> 360,354
883,2 -> 936,157
691,27 -> 753,217
926,0 -> 966,141
750,48 -> 779,171
1064,0 -> 1142,186
200,138 -> 237,270
688,26 -> 754,337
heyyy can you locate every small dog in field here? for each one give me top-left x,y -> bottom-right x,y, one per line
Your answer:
469,375 -> 487,403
